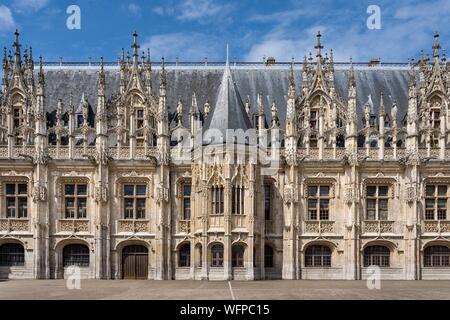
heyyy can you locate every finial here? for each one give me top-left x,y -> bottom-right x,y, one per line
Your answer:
160,57 -> 166,85
204,99 -> 210,118
315,31 -> 323,58
226,44 -> 229,67
2,47 -> 6,65
379,92 -> 385,115
433,32 -> 440,59
100,56 -> 104,74
38,55 -> 44,84
349,57 -> 355,85
13,29 -> 21,61
147,48 -> 151,64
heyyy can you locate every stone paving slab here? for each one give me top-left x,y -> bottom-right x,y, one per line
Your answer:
1,280 -> 450,300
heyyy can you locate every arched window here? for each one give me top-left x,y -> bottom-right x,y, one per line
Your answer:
0,243 -> 24,266
63,244 -> 89,267
232,245 -> 244,267
264,245 -> 274,268
178,243 -> 190,267
211,244 -> 223,267
424,246 -> 450,267
363,245 -> 390,267
305,245 -> 331,267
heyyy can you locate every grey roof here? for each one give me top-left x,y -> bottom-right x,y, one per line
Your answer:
203,64 -> 252,136
38,66 -> 411,129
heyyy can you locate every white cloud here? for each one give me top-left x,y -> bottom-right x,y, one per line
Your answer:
152,0 -> 234,23
244,1 -> 450,62
12,0 -> 49,13
142,32 -> 222,61
127,3 -> 141,16
0,5 -> 16,32
177,0 -> 224,21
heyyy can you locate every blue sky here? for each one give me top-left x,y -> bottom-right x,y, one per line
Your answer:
0,0 -> 448,63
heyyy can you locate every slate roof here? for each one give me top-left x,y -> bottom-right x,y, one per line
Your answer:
38,65 -> 411,129
203,63 -> 253,135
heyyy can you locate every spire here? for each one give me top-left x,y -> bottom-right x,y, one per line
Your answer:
379,92 -> 385,116
226,44 -> 230,67
203,55 -> 252,138
56,99 -> 63,122
38,55 -> 44,86
176,98 -> 183,126
144,48 -> 152,96
190,92 -> 200,115
29,47 -> 33,68
349,57 -> 355,87
13,29 -> 21,66
99,56 -> 105,82
69,92 -> 74,114
146,48 -> 151,67
257,92 -> 264,114
288,60 -> 295,99
315,31 -> 323,59
433,32 -> 440,62
132,31 -> 140,65
160,57 -> 166,88
121,48 -> 125,65
2,47 -> 8,91
98,56 -> 106,105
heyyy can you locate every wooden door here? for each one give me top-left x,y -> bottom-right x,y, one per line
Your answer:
122,245 -> 148,280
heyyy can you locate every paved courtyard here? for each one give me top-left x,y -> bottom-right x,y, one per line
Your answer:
1,280 -> 450,300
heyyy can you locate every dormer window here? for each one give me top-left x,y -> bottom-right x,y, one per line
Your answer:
369,115 -> 377,127
77,115 -> 83,128
309,111 -> 318,129
430,109 -> 440,147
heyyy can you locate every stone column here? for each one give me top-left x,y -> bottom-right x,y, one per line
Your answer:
282,165 -> 298,279
223,180 -> 232,280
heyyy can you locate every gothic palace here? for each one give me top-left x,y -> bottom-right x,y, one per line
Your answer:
0,30 -> 450,280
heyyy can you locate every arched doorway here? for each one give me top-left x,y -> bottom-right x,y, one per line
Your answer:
122,245 -> 148,279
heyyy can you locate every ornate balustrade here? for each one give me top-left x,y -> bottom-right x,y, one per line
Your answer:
362,220 -> 395,234
116,219 -> 151,233
57,219 -> 90,233
0,218 -> 30,232
423,220 -> 450,233
303,220 -> 335,234
177,220 -> 191,233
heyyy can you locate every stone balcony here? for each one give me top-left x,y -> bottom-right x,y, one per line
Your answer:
57,219 -> 90,233
303,220 -> 335,234
422,220 -> 450,234
0,218 -> 30,233
116,219 -> 151,233
362,220 -> 395,234
177,220 -> 191,234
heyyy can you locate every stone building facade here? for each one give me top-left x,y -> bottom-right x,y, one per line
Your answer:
0,30 -> 450,280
